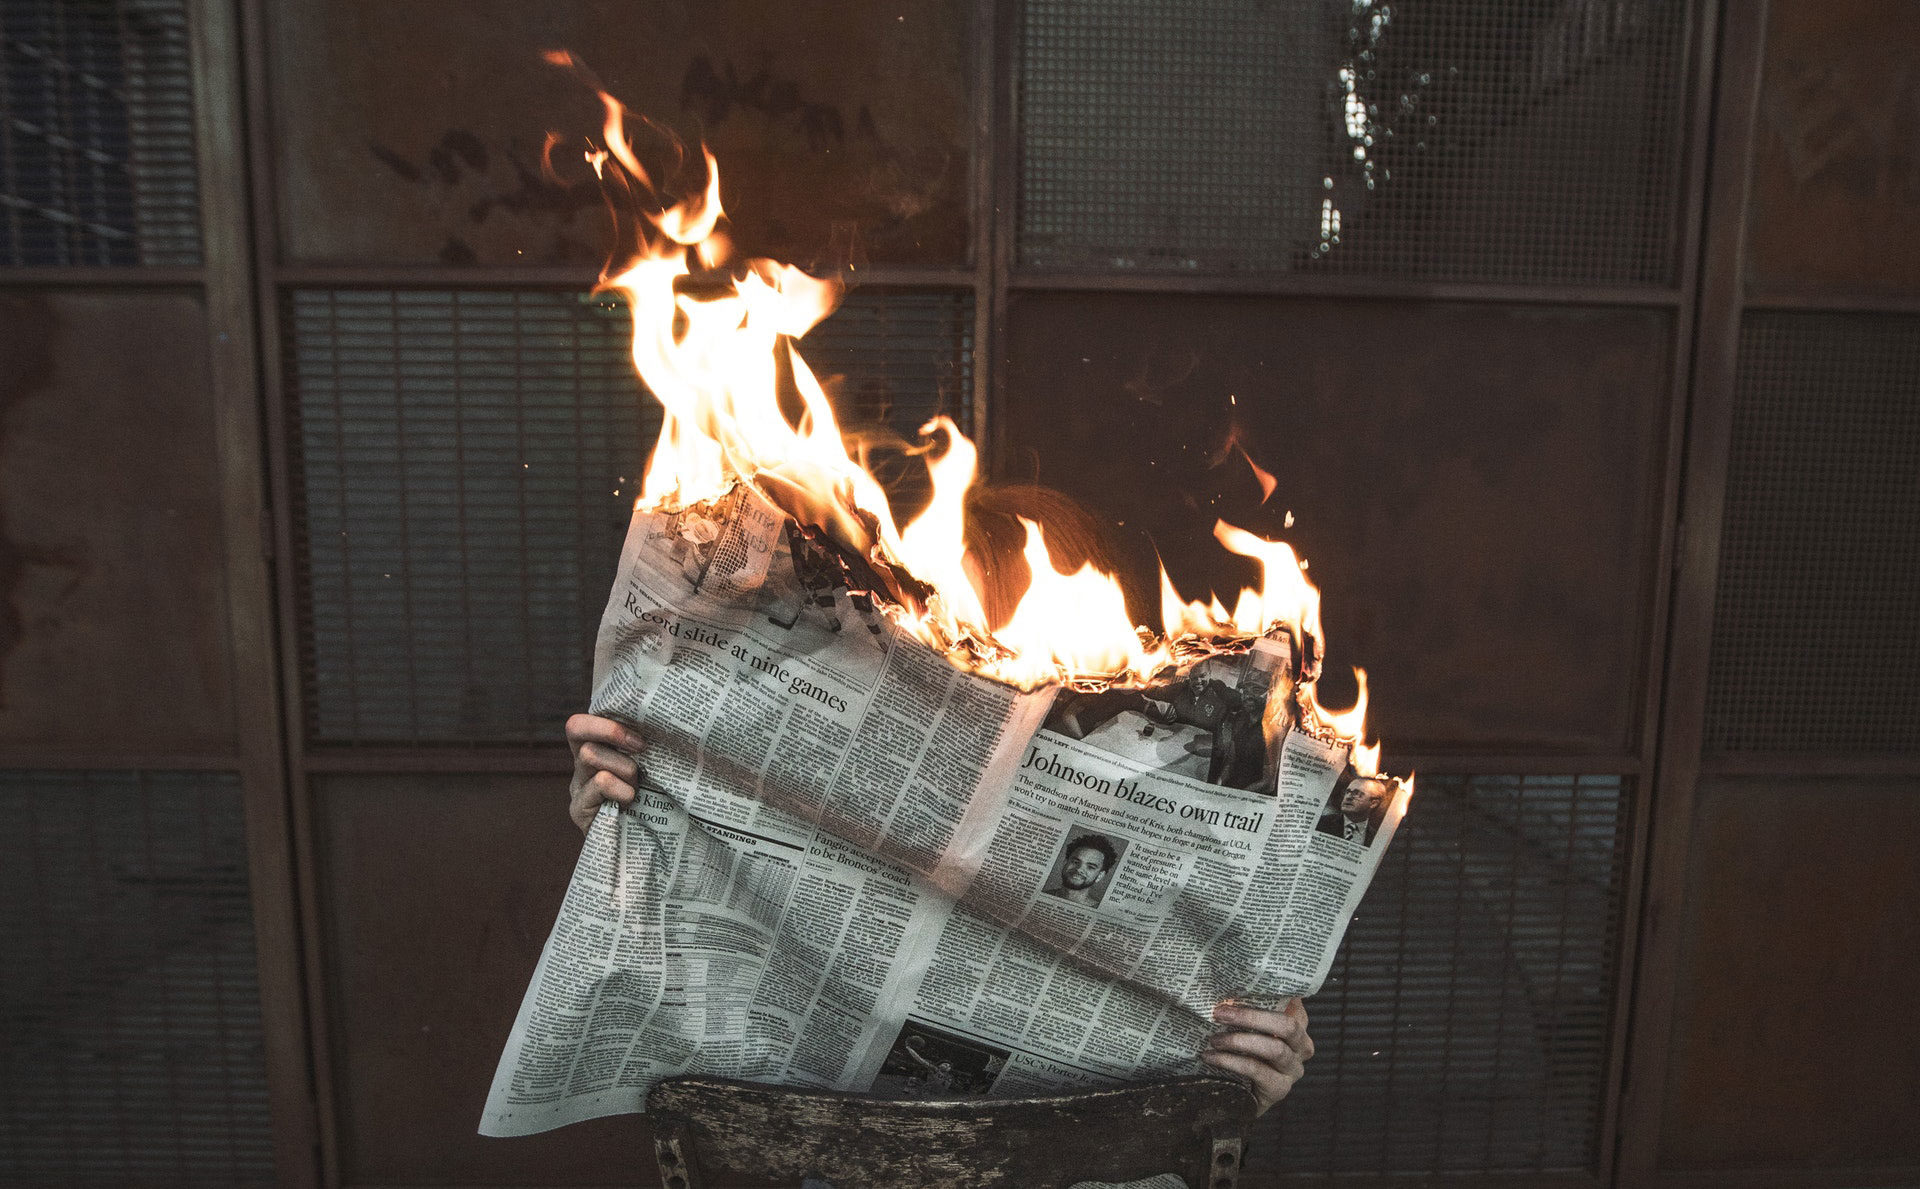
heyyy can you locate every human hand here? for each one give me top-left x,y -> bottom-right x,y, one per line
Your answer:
566,713 -> 647,833
1201,997 -> 1314,1115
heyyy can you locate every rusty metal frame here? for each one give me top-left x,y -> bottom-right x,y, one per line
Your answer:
194,4 -> 324,1169
0,0 -> 335,1181
304,748 -> 576,775
1264,1175 -> 1599,1189
1742,283 -> 1920,315
1009,273 -> 1682,306
1589,0 -> 1730,1182
0,266 -> 206,287
1629,1167 -> 1920,1189
0,750 -> 254,769
968,0 -> 998,443
1705,752 -> 1920,777
985,0 -> 1020,473
1614,0 -> 1772,1185
275,263 -> 976,291
162,0 -> 1824,1182
228,0 -> 343,1182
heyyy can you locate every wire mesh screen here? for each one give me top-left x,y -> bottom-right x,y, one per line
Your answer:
1254,773 -> 1628,1176
1705,313 -> 1920,755
801,289 -> 975,438
0,0 -> 200,266
1018,0 -> 1689,283
289,289 -> 647,745
0,770 -> 273,1183
289,287 -> 974,746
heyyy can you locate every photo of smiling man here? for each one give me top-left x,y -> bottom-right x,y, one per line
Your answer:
1041,827 -> 1130,910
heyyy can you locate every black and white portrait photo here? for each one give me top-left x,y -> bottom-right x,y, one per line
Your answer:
1040,827 -> 1130,909
1314,769 -> 1392,848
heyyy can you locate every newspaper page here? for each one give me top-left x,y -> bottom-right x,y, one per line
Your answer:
480,487 -> 1409,1136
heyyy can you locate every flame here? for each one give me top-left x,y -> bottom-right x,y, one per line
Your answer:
1239,444 -> 1279,504
566,64 -> 1379,764
1209,422 -> 1277,504
895,417 -> 990,641
655,150 -> 722,245
1305,667 -> 1379,776
991,518 -> 1171,688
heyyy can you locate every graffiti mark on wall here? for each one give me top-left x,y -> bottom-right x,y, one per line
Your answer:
1763,55 -> 1920,204
680,55 -> 856,153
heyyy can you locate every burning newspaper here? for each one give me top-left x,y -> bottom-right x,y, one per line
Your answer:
480,76 -> 1409,1135
480,486 -> 1409,1135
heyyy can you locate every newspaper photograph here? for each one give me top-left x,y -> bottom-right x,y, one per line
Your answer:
480,486 -> 1410,1137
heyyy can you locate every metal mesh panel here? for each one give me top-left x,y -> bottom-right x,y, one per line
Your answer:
1018,0 -> 1689,284
0,0 -> 200,266
289,287 -> 974,746
1255,773 -> 1628,1175
0,770 -> 274,1184
1705,313 -> 1920,755
289,289 -> 646,745
801,289 -> 975,438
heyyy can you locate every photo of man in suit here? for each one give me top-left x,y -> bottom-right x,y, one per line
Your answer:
1315,773 -> 1390,847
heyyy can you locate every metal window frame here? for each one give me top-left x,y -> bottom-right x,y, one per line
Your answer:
187,0 -> 320,1180
236,0 -> 1703,1182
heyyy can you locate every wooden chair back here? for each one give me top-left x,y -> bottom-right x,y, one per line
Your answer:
644,1074 -> 1257,1189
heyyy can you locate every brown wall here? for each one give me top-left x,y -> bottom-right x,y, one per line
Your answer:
3,0 -> 1917,1185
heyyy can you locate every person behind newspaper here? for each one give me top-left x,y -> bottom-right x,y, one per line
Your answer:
565,713 -> 1314,1113
561,483 -> 1316,1115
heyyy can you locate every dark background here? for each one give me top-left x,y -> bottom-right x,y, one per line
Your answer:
2,0 -> 1917,1185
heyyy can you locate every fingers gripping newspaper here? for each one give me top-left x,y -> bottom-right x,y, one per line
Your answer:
481,487 -> 1409,1136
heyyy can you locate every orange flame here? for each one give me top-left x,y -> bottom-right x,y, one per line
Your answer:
1307,668 -> 1379,776
567,64 -> 1379,763
1238,443 -> 1279,504
992,518 -> 1171,688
